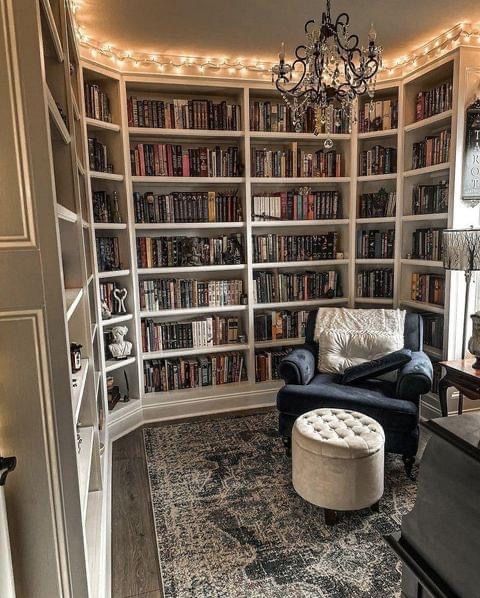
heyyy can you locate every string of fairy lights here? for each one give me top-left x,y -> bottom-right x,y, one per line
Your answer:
69,1 -> 480,79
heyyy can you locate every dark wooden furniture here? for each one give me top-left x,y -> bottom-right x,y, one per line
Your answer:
386,413 -> 480,598
438,358 -> 480,417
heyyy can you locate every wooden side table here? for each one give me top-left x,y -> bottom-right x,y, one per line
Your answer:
438,358 -> 480,417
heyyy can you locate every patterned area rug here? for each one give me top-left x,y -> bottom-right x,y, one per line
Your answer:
143,411 -> 417,598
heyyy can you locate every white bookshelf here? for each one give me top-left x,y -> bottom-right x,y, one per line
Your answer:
77,49 -> 473,442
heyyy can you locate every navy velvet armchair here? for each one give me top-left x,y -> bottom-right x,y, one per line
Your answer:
276,310 -> 433,477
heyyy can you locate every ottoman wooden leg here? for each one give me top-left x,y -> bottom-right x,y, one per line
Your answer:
324,509 -> 338,526
371,500 -> 380,513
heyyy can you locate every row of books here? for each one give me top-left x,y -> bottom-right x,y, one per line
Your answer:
253,233 -> 339,263
130,144 -> 241,177
249,102 -> 349,134
359,98 -> 398,132
356,269 -> 394,298
143,352 -> 246,392
415,81 -> 453,122
252,147 -> 342,178
253,270 -> 340,304
96,237 -> 121,272
254,310 -> 309,342
412,130 -> 450,170
141,316 -> 241,353
127,97 -> 241,130
411,182 -> 448,215
422,314 -> 444,350
88,138 -> 113,173
100,282 -> 121,316
136,234 -> 244,268
138,278 -> 244,311
358,189 -> 396,218
92,191 -> 122,223
133,191 -> 242,224
255,348 -> 292,382
359,145 -> 397,176
84,83 -> 112,123
410,228 -> 444,261
411,272 -> 445,305
252,191 -> 342,221
356,230 -> 395,259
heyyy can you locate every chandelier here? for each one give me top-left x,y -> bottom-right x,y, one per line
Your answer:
272,0 -> 382,146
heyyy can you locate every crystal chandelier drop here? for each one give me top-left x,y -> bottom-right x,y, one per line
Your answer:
272,0 -> 382,146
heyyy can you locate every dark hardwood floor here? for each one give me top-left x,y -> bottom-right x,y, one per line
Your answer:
111,428 -> 163,598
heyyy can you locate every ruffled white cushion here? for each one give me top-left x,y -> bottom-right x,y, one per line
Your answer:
314,308 -> 406,373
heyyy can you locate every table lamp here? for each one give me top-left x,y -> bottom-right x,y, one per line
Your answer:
443,227 -> 480,360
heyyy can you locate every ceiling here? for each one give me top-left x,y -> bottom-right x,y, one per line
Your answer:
76,0 -> 480,64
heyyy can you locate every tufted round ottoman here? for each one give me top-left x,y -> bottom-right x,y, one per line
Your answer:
292,408 -> 385,524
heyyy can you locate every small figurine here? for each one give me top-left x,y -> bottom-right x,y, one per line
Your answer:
101,300 -> 112,320
108,326 -> 132,360
113,287 -> 128,314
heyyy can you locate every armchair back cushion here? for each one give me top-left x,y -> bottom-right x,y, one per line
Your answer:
304,310 -> 423,353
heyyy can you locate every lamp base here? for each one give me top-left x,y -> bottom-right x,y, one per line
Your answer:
472,356 -> 480,370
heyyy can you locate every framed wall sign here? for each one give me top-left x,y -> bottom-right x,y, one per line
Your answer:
463,98 -> 480,206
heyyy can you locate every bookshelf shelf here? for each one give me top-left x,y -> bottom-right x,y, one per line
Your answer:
404,109 -> 453,133
424,345 -> 443,359
77,425 -> 94,520
140,305 -> 248,318
355,258 -> 395,264
355,297 -> 394,304
249,131 -> 350,141
358,128 -> 398,139
403,162 -> 451,178
134,222 -> 245,230
129,127 -> 244,139
89,171 -> 124,182
39,0 -> 64,62
356,217 -> 396,224
254,338 -> 305,348
402,213 -> 448,222
253,298 -> 348,310
56,203 -> 78,223
105,356 -> 137,373
400,259 -> 444,268
252,259 -> 349,270
142,343 -> 250,360
65,287 -> 84,320
132,176 -> 245,184
143,381 -> 250,402
101,314 -> 134,327
252,219 -> 349,228
93,222 -> 128,230
97,269 -> 131,279
400,299 -> 445,315
46,86 -> 71,144
72,358 -> 90,422
85,117 -> 121,132
357,173 -> 397,182
250,176 -> 350,184
137,264 -> 246,275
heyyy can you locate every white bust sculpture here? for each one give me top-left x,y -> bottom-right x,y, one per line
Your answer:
109,325 -> 132,360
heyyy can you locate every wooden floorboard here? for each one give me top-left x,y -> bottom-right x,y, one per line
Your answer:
111,428 -> 163,598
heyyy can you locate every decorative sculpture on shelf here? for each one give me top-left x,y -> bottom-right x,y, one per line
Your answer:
101,300 -> 112,320
468,312 -> 480,369
113,287 -> 128,314
108,326 -> 132,360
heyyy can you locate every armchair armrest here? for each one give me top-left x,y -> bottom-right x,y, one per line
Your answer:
396,351 -> 433,402
278,343 -> 316,386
